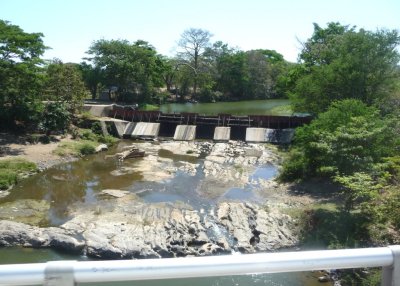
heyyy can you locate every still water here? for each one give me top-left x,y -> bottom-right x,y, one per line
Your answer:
0,141 -> 331,285
159,99 -> 291,115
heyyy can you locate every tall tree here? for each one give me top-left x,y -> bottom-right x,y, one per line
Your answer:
0,19 -> 47,128
43,59 -> 89,111
86,39 -> 164,103
291,22 -> 400,114
177,28 -> 212,97
79,62 -> 103,99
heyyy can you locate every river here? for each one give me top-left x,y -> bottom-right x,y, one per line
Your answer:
0,135 -> 332,285
159,99 -> 291,115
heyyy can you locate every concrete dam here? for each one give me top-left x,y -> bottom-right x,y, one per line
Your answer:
104,106 -> 312,143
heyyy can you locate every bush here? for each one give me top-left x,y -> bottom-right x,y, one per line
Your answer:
39,102 -> 71,135
79,129 -> 97,141
91,121 -> 103,135
281,99 -> 396,180
78,143 -> 96,155
279,149 -> 307,182
0,170 -> 18,190
0,159 -> 37,190
97,134 -> 118,145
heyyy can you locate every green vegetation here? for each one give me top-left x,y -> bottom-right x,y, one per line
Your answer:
0,159 -> 37,190
289,22 -> 400,114
39,102 -> 71,136
54,127 -> 117,157
277,22 -> 400,284
54,140 -> 97,157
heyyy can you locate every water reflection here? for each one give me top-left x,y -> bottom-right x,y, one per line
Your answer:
0,142 -> 279,226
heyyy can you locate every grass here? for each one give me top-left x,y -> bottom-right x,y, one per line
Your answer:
53,140 -> 98,157
53,127 -> 118,157
0,158 -> 37,190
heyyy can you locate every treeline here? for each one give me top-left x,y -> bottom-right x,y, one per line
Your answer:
81,28 -> 291,103
280,22 -> 400,260
0,19 -> 294,131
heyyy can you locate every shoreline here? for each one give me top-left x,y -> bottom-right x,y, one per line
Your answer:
0,133 -> 78,171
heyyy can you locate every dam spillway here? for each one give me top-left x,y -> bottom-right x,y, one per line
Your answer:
213,127 -> 231,142
173,125 -> 196,141
103,106 -> 312,143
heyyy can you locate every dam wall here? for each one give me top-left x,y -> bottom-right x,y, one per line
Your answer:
173,125 -> 197,141
106,107 -> 310,143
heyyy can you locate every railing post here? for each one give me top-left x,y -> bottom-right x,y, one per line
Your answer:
44,261 -> 76,286
381,245 -> 400,286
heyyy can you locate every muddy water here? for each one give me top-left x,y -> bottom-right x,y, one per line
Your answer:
0,141 -> 331,285
0,141 -> 277,225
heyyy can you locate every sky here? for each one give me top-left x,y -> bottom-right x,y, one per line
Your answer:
1,0 -> 399,63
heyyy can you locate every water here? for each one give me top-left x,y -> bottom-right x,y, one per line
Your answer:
159,99 -> 291,115
0,247 -> 327,286
0,141 -> 330,285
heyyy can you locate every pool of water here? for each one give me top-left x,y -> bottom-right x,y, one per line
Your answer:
0,141 -> 278,226
159,99 -> 291,116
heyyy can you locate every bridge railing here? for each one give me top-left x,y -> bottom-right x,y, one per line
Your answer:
0,246 -> 399,286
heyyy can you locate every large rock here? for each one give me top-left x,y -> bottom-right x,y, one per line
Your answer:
0,201 -> 298,259
0,220 -> 84,252
217,202 -> 297,252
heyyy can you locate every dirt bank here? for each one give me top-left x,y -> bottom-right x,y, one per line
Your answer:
0,133 -> 76,170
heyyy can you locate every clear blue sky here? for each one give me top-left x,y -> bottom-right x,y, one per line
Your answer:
1,0 -> 399,63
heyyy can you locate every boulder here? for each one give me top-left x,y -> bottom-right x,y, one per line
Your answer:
95,144 -> 108,153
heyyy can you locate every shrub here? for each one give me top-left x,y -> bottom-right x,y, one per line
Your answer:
97,134 -> 118,145
0,170 -> 18,190
78,143 -> 96,155
39,102 -> 71,135
91,121 -> 103,135
0,159 -> 37,190
79,129 -> 97,141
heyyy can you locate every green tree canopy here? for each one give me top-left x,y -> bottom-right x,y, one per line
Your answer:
0,19 -> 47,129
43,59 -> 89,111
291,22 -> 400,114
86,39 -> 164,103
281,99 -> 398,180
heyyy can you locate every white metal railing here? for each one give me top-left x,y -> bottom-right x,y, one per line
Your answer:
0,246 -> 399,286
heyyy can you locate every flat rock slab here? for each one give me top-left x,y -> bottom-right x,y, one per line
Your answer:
0,201 -> 298,259
101,189 -> 130,198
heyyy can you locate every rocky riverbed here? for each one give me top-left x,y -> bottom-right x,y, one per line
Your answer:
0,140 -> 307,259
0,200 -> 298,259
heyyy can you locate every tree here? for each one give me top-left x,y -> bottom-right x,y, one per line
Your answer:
280,99 -> 398,180
79,62 -> 103,99
291,23 -> 400,114
39,102 -> 71,136
177,28 -> 212,97
86,39 -> 164,103
43,59 -> 89,111
0,19 -> 47,129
